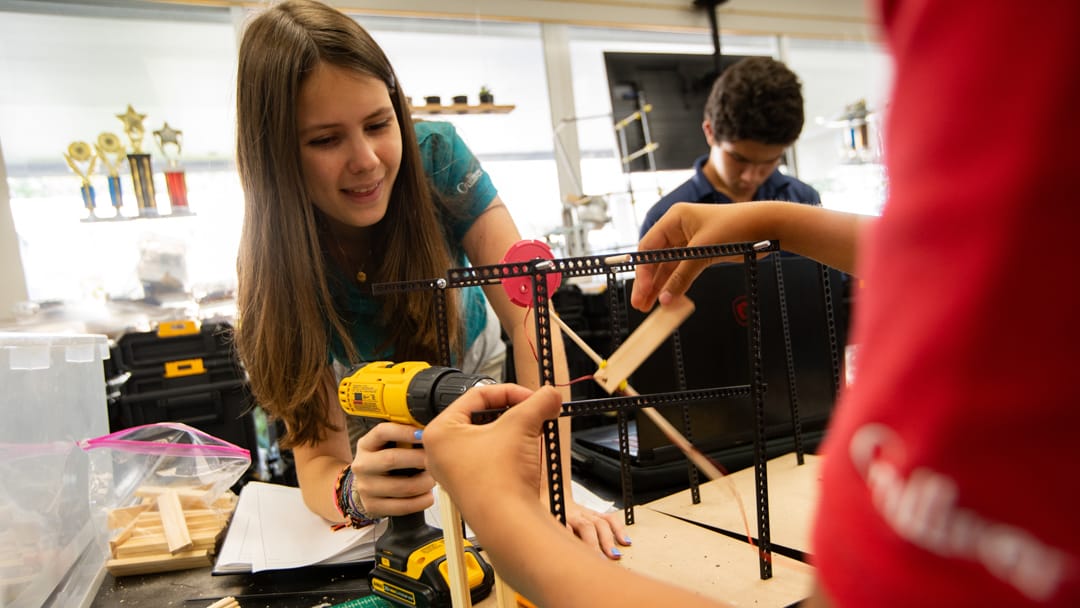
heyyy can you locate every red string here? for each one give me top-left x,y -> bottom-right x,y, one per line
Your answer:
521,306 -> 592,387
557,374 -> 594,387
522,304 -> 538,361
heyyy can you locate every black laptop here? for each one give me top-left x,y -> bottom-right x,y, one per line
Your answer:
571,255 -> 849,494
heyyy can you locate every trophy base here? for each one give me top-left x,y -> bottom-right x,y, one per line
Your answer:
133,210 -> 198,220
80,214 -> 136,223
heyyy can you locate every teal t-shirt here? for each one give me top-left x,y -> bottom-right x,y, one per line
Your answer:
328,121 -> 497,364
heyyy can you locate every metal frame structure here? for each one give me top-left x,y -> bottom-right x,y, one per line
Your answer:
373,241 -> 841,581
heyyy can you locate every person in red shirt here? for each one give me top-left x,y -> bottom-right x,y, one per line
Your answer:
421,0 -> 1080,606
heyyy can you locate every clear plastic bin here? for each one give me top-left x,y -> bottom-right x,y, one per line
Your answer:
0,333 -> 110,608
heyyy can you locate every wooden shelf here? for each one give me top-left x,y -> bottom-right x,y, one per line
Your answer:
410,103 -> 515,116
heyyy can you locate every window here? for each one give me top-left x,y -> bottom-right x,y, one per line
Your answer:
784,38 -> 891,215
0,4 -> 240,303
356,15 -> 562,244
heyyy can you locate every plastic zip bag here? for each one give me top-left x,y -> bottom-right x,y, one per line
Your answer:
81,422 -> 250,510
79,423 -> 251,576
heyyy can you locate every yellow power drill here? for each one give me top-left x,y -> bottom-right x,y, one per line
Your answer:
338,361 -> 496,608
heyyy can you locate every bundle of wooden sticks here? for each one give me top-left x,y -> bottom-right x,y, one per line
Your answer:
105,485 -> 238,577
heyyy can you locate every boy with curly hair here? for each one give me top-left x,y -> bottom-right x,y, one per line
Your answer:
640,56 -> 819,237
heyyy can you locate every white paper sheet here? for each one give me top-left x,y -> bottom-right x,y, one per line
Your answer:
214,481 -> 381,574
214,479 -> 615,574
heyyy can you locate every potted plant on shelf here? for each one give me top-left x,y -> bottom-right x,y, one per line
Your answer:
452,94 -> 468,105
478,85 -> 494,105
424,95 -> 441,106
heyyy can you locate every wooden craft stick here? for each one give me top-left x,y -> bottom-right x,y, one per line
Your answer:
108,504 -> 151,529
592,295 -> 695,393
134,509 -> 227,526
157,490 -> 193,554
109,516 -> 140,555
130,518 -> 227,535
105,549 -> 211,577
134,485 -> 212,499
206,596 -> 239,608
133,514 -> 226,533
493,572 -> 518,608
436,486 -> 472,608
113,530 -> 220,559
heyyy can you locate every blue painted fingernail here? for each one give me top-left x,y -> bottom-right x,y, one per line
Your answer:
623,536 -> 632,544
611,547 -> 622,557
413,429 -> 423,441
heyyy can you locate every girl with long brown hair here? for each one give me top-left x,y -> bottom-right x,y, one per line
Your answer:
234,0 -> 627,558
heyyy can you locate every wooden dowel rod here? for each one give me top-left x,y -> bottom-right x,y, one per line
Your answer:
436,487 -> 472,608
493,571 -> 518,608
550,312 -> 595,362
551,310 -> 727,483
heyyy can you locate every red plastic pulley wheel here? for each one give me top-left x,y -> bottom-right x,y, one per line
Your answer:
500,240 -> 563,308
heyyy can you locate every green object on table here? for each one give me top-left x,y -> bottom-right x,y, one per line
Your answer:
330,596 -> 395,608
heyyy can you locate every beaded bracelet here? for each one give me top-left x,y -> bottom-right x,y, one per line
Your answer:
331,464 -> 378,530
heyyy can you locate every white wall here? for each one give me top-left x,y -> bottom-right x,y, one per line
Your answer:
0,138 -> 29,322
323,0 -> 876,39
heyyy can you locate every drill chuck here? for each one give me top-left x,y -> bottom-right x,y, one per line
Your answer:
406,366 -> 495,425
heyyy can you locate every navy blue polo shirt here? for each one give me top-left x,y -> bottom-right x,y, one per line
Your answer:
639,154 -> 821,238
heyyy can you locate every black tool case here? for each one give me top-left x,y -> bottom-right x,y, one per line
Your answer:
113,321 -> 257,454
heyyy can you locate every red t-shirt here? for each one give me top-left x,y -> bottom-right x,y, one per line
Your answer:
812,1 -> 1080,605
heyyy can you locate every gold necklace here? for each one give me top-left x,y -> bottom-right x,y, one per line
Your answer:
330,232 -> 370,285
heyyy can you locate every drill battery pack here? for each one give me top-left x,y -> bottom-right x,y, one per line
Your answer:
369,514 -> 494,608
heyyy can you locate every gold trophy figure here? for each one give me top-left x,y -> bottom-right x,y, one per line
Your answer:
117,104 -> 158,216
154,122 -> 190,215
95,132 -> 126,216
63,141 -> 99,220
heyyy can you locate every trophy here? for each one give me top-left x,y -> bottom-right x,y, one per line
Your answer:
153,122 -> 190,215
63,141 -> 99,220
95,132 -> 126,216
117,104 -> 158,217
